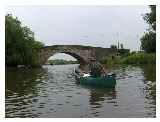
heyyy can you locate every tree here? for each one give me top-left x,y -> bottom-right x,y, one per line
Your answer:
141,31 -> 156,53
140,5 -> 156,53
5,14 -> 44,67
110,45 -> 117,50
120,43 -> 124,49
118,42 -> 120,49
143,5 -> 156,31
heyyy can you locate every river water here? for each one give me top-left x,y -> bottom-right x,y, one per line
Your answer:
5,64 -> 156,118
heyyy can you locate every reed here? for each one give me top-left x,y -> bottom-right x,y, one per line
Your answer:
102,52 -> 155,67
121,52 -> 156,65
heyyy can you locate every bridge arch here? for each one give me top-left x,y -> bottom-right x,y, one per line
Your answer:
47,51 -> 87,65
38,45 -> 122,66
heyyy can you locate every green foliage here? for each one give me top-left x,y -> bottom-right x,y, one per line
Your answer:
121,52 -> 156,65
141,5 -> 156,53
5,14 -> 44,67
48,59 -> 79,65
140,31 -> 156,53
143,5 -> 156,31
102,56 -> 121,68
102,52 -> 155,68
110,45 -> 117,50
118,49 -> 130,57
120,44 -> 124,49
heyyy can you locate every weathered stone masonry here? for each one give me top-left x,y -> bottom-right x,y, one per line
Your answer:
37,45 -> 129,66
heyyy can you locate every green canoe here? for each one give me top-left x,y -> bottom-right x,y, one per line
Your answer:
75,73 -> 116,88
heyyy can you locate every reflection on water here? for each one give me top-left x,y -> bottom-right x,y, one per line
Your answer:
5,64 -> 156,117
88,88 -> 117,117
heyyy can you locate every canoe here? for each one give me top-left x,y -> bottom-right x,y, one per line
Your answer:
75,73 -> 116,88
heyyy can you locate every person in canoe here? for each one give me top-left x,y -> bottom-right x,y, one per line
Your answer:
88,57 -> 107,77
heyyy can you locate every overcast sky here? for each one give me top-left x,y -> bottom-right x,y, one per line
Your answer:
6,6 -> 150,60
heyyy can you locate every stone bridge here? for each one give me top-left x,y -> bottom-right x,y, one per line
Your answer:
38,45 -> 129,65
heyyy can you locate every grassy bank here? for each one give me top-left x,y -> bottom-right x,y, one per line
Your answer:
47,59 -> 79,65
121,52 -> 155,65
102,56 -> 121,68
102,52 -> 155,67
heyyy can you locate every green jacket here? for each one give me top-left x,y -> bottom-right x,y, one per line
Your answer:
89,61 -> 103,77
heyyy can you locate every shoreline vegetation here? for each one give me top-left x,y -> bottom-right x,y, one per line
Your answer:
6,14 -> 44,67
47,59 -> 79,65
102,52 -> 155,68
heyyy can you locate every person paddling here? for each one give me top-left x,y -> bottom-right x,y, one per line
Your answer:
88,57 -> 107,77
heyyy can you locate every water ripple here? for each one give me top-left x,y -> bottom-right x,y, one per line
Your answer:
6,64 -> 156,117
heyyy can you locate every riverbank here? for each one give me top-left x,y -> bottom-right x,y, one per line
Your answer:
121,52 -> 155,65
102,52 -> 155,68
47,59 -> 79,65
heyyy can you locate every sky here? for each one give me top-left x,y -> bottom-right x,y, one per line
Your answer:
6,5 -> 150,60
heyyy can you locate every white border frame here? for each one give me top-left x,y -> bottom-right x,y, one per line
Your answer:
0,0 -> 159,121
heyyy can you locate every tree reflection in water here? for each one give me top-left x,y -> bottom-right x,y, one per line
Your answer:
5,67 -> 48,117
6,67 -> 48,96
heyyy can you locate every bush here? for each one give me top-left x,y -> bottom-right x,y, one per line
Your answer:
102,55 -> 121,68
5,14 -> 44,67
121,52 -> 155,65
102,52 -> 155,67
